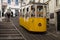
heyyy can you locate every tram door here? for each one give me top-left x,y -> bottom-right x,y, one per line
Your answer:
57,11 -> 60,31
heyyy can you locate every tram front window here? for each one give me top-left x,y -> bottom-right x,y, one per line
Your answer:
30,5 -> 44,17
37,6 -> 43,17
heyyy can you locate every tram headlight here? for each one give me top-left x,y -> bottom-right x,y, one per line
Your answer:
38,23 -> 42,26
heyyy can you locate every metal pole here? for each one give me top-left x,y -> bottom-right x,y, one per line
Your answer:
0,0 -> 1,17
19,0 -> 22,17
1,0 -> 2,18
21,0 -> 22,15
21,0 -> 22,8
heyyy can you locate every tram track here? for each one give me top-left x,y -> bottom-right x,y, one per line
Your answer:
11,16 -> 60,40
30,33 -> 59,40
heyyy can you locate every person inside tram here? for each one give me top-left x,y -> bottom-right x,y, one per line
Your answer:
31,9 -> 35,17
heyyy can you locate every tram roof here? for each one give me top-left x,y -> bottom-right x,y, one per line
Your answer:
20,3 -> 47,9
28,3 -> 47,6
24,3 -> 47,7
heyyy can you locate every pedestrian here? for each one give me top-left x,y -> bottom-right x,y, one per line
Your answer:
5,9 -> 11,22
11,11 -> 13,17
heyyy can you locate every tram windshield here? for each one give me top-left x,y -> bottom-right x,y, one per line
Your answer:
37,6 -> 43,17
20,3 -> 46,18
31,5 -> 45,18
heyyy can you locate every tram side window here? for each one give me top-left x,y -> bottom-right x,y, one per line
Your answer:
50,13 -> 54,19
31,6 -> 35,17
27,8 -> 29,12
23,8 -> 25,17
20,9 -> 22,16
25,8 -> 29,18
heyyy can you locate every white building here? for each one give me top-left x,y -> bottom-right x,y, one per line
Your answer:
54,0 -> 60,31
42,0 -> 60,26
40,0 -> 56,24
1,0 -> 20,17
8,0 -> 20,17
48,0 -> 56,24
44,0 -> 60,25
55,0 -> 60,12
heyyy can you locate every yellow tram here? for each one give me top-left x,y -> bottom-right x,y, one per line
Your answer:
19,3 -> 47,32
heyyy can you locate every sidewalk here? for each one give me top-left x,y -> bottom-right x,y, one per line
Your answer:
0,19 -> 25,40
48,24 -> 60,39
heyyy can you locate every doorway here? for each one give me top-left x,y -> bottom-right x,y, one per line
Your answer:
15,9 -> 19,16
57,11 -> 60,31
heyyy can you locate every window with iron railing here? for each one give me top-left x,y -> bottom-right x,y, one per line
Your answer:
56,0 -> 60,6
50,13 -> 54,19
15,0 -> 19,5
8,0 -> 11,4
29,0 -> 35,3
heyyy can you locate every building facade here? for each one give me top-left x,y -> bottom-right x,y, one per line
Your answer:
48,0 -> 56,24
44,0 -> 60,30
40,0 -> 56,24
46,0 -> 60,25
54,0 -> 60,31
1,0 -> 20,17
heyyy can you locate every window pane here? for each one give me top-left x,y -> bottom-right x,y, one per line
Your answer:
8,0 -> 11,4
50,13 -> 54,19
56,0 -> 60,6
15,0 -> 18,5
37,6 -> 43,17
